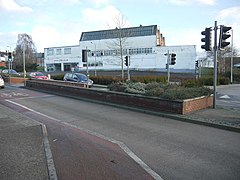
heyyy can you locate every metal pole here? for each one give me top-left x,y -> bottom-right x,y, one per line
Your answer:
199,60 -> 201,78
23,44 -> 26,86
127,56 -> 130,81
167,50 -> 170,83
213,21 -> 218,109
230,29 -> 233,84
86,46 -> 89,78
94,44 -> 97,76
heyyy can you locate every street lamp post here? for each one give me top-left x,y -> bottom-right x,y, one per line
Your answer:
230,29 -> 233,84
91,42 -> 97,76
23,44 -> 26,86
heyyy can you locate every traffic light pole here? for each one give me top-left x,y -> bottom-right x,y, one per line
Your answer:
167,50 -> 170,83
213,21 -> 218,109
127,56 -> 130,81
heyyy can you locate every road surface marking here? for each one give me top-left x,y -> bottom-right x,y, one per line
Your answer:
6,99 -> 163,180
41,124 -> 58,180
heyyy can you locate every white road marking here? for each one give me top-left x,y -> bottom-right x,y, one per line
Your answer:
41,124 -> 58,180
6,99 -> 163,180
219,95 -> 230,99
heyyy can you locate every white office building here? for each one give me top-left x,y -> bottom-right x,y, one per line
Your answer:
44,25 -> 196,72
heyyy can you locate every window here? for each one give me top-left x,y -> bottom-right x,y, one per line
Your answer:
64,48 -> 71,54
56,48 -> 62,55
47,48 -> 54,56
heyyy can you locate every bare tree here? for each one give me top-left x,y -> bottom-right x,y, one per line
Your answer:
109,13 -> 130,80
13,33 -> 37,71
202,46 -> 239,74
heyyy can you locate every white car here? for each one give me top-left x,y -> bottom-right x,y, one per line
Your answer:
0,75 -> 4,88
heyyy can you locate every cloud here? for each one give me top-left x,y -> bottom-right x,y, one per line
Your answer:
0,0 -> 32,13
31,26 -> 61,51
163,28 -> 201,48
82,5 -> 131,31
58,0 -> 81,6
90,0 -> 110,7
216,6 -> 240,49
167,0 -> 215,5
0,31 -> 19,51
197,0 -> 215,5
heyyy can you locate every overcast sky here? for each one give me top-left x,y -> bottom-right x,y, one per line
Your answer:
0,0 -> 239,54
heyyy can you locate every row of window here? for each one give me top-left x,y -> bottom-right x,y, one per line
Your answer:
47,48 -> 71,56
80,25 -> 157,41
88,48 -> 153,57
47,47 -> 153,57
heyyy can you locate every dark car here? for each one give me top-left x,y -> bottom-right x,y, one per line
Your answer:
63,73 -> 93,87
1,69 -> 21,76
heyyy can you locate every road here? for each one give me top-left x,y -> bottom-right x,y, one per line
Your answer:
1,85 -> 240,180
216,84 -> 240,110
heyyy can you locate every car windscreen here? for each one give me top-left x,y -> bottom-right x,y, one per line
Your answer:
35,72 -> 44,76
76,74 -> 87,81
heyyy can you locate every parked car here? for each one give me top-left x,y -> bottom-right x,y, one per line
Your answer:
63,73 -> 93,87
1,69 -> 21,76
0,75 -> 4,88
29,72 -> 49,80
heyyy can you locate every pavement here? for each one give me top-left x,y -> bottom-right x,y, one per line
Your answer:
0,83 -> 239,179
0,103 -> 49,180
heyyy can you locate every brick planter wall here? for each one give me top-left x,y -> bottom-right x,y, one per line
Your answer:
3,77 -> 29,83
26,80 -> 213,115
183,96 -> 213,114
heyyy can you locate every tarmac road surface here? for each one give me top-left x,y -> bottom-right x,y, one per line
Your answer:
1,85 -> 240,180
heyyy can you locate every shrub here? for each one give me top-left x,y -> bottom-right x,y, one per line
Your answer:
162,87 -> 213,100
90,76 -> 122,85
146,86 -> 164,96
131,76 -> 166,83
145,82 -> 164,96
125,82 -> 146,94
108,81 -> 213,100
181,79 -> 204,87
219,77 -> 230,85
52,74 -> 65,80
108,82 -> 127,92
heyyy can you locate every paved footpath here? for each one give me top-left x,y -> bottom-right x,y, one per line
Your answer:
0,104 -> 49,180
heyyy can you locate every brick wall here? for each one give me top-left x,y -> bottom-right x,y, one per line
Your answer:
26,80 -> 213,114
183,96 -> 213,114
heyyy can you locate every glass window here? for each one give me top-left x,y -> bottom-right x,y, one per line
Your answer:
47,48 -> 54,56
73,74 -> 78,79
64,48 -> 71,54
56,48 -> 62,55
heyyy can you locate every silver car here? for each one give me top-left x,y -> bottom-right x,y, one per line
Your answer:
0,75 -> 4,89
63,73 -> 93,87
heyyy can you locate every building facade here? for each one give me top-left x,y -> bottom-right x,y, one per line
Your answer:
44,25 -> 196,72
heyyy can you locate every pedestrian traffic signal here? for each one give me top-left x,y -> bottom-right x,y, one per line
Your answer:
219,25 -> 231,50
201,28 -> 212,51
170,53 -> 176,65
124,56 -> 129,66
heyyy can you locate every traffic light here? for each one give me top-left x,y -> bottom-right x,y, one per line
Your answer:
195,60 -> 199,68
82,49 -> 88,62
219,25 -> 231,50
124,56 -> 129,66
8,52 -> 12,60
170,53 -> 176,65
201,28 -> 212,51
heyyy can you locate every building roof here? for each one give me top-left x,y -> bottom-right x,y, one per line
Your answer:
80,25 -> 157,41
